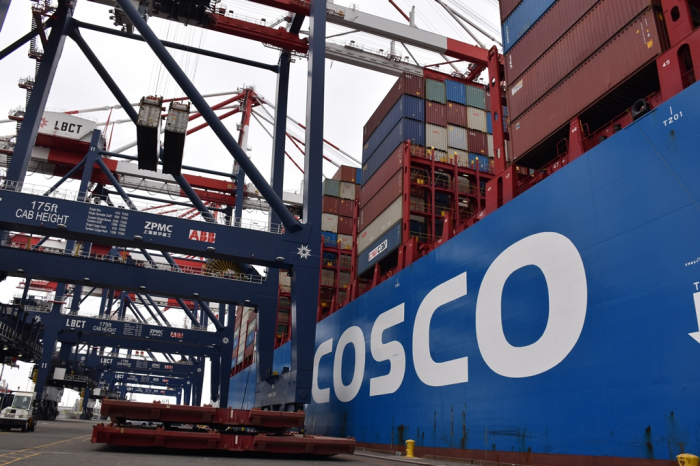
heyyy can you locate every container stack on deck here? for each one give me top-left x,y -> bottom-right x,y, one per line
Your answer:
503,0 -> 668,167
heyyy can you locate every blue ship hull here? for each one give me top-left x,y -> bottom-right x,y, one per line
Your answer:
231,82 -> 700,464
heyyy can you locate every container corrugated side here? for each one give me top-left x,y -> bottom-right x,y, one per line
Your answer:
360,144 -> 404,206
363,119 -> 424,184
486,112 -> 493,134
322,196 -> 339,214
445,80 -> 467,105
504,0 -> 599,85
426,79 -> 447,104
339,199 -> 354,217
356,222 -> 402,276
338,216 -> 353,235
363,73 -> 424,144
321,213 -> 339,233
466,85 -> 486,110
359,171 -> 403,230
362,94 -> 424,163
507,0 -> 658,120
357,196 -> 403,253
467,130 -> 488,155
500,0 -> 523,21
426,102 -> 447,126
446,102 -> 467,127
467,107 -> 488,133
511,9 -> 664,161
448,125 -> 468,151
338,234 -> 353,250
502,0 -> 558,53
340,181 -> 356,200
322,179 -> 340,198
426,124 -> 448,152
451,149 -> 469,168
487,134 -> 494,157
321,231 -> 337,246
332,165 -> 357,183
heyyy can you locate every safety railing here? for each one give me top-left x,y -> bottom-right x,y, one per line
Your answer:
0,181 -> 283,234
0,320 -> 43,356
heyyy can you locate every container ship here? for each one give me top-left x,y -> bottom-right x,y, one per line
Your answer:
229,0 -> 700,464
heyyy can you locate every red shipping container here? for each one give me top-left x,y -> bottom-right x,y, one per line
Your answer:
507,0 -> 658,120
337,216 -> 353,235
320,288 -> 335,300
359,144 -> 404,208
359,170 -> 403,230
467,130 -> 487,155
322,196 -> 339,215
426,101 -> 447,126
500,0 -> 522,21
364,73 -> 424,143
504,0 -> 600,86
446,102 -> 467,127
332,165 -> 357,183
339,199 -> 354,217
511,9 -> 665,163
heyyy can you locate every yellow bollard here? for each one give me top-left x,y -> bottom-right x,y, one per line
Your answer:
405,439 -> 415,458
678,454 -> 700,466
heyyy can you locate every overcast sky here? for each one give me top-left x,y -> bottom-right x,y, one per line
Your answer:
0,0 -> 501,405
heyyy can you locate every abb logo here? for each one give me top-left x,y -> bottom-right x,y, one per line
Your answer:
189,230 -> 216,243
170,332 -> 184,339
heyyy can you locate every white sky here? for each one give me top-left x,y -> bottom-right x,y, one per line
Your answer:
0,0 -> 501,406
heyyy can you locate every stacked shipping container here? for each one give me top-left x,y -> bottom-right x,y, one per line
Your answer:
505,0 -> 667,165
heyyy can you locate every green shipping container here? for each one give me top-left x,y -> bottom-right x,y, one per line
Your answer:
466,85 -> 486,110
425,79 -> 446,104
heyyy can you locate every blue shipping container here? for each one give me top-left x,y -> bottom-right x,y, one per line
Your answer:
445,80 -> 467,105
356,167 -> 362,185
362,119 -> 424,185
363,95 -> 424,163
469,153 -> 492,173
356,222 -> 402,276
487,112 -> 493,134
502,0 -> 557,52
322,231 -> 338,246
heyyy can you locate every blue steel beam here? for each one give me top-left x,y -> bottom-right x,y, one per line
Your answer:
0,16 -> 52,61
114,0 -> 301,233
112,373 -> 189,387
86,353 -> 203,375
73,20 -> 278,73
0,247 -> 269,305
125,386 -> 179,397
43,158 -> 86,196
0,189 -> 310,267
0,0 -> 12,34
6,3 -> 71,184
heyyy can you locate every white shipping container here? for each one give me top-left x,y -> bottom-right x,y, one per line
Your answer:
487,134 -> 494,158
321,213 -> 339,233
425,124 -> 448,152
451,149 -> 469,167
357,196 -> 403,253
338,234 -> 353,250
279,270 -> 291,288
467,106 -> 488,133
339,181 -> 356,200
433,150 -> 453,165
447,125 -> 468,151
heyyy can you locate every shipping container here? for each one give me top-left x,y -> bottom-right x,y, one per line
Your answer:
332,165 -> 357,183
511,9 -> 665,163
467,107 -> 488,133
451,148 -> 469,168
433,149 -> 453,165
321,269 -> 336,287
445,80 -> 467,105
340,181 -> 356,200
337,290 -> 347,305
356,167 -> 362,185
446,102 -> 467,127
363,119 -> 424,184
467,130 -> 488,155
364,73 -> 424,143
321,213 -> 339,233
426,79 -> 447,104
338,216 -> 353,235
339,271 -> 352,289
322,231 -> 337,247
425,101 -> 447,126
322,196 -> 339,215
362,94 -> 425,162
426,124 -> 448,152
486,112 -> 493,134
448,125 -> 468,151
357,196 -> 403,253
359,172 -> 402,229
469,153 -> 493,173
356,222 -> 402,276
500,0 -> 523,21
339,252 -> 352,268
320,288 -> 335,301
322,251 -> 337,267
487,134 -> 494,158
322,179 -> 340,198
504,0 -> 599,85
502,0 -> 558,53
339,198 -> 354,217
360,144 -> 403,206
466,85 -> 486,110
507,0 -> 658,120
338,234 -> 353,251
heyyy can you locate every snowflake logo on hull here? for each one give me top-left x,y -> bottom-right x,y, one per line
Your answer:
222,337 -> 229,344
39,117 -> 47,128
296,245 -> 311,259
